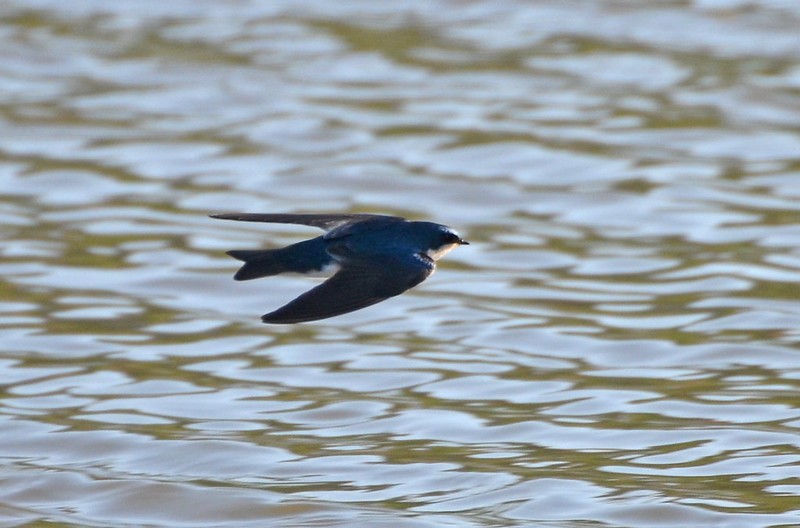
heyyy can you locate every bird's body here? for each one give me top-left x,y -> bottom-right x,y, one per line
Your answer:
211,213 -> 468,323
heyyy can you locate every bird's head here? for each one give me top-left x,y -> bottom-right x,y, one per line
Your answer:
414,223 -> 469,261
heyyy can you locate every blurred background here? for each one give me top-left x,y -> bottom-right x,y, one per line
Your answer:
2,0 -> 800,526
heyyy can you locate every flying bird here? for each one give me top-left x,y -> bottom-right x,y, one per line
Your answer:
211,213 -> 469,323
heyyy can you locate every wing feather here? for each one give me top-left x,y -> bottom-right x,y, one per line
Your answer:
262,254 -> 433,324
210,213 -> 403,232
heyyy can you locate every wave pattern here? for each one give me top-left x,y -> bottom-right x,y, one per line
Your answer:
1,1 -> 800,526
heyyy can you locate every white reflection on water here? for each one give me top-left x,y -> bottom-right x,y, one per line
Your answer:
2,0 -> 800,527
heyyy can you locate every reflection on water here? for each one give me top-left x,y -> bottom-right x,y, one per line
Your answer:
2,0 -> 800,526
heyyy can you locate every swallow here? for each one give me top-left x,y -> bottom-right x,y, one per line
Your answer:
211,213 -> 469,324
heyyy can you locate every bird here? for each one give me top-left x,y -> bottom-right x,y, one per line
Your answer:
211,213 -> 469,324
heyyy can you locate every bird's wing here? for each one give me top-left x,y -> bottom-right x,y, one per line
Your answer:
261,253 -> 434,324
210,213 -> 403,233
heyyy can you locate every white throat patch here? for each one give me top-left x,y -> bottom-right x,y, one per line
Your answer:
426,242 -> 459,261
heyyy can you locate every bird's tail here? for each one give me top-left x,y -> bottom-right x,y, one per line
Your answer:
224,238 -> 332,281
226,249 -> 288,281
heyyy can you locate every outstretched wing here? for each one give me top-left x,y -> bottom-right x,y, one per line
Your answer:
262,253 -> 434,324
210,213 -> 403,233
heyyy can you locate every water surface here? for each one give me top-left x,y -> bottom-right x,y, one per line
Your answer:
2,1 -> 800,526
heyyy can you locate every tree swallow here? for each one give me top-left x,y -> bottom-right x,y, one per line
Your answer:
211,213 -> 469,324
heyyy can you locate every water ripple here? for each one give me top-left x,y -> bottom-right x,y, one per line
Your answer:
2,1 -> 800,527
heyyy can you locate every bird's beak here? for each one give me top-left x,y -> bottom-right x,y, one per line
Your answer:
460,239 -> 470,245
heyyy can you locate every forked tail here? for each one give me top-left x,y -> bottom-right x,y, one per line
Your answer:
226,249 -> 287,281
224,237 -> 332,281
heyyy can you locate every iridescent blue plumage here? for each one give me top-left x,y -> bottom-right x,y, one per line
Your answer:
211,213 -> 468,323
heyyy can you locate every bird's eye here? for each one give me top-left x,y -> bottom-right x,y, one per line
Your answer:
444,232 -> 461,244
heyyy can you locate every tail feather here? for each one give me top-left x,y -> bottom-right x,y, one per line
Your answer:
226,249 -> 287,281
223,238 -> 332,281
227,250 -> 265,262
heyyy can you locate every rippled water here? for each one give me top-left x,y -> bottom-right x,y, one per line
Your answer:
2,1 -> 800,526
